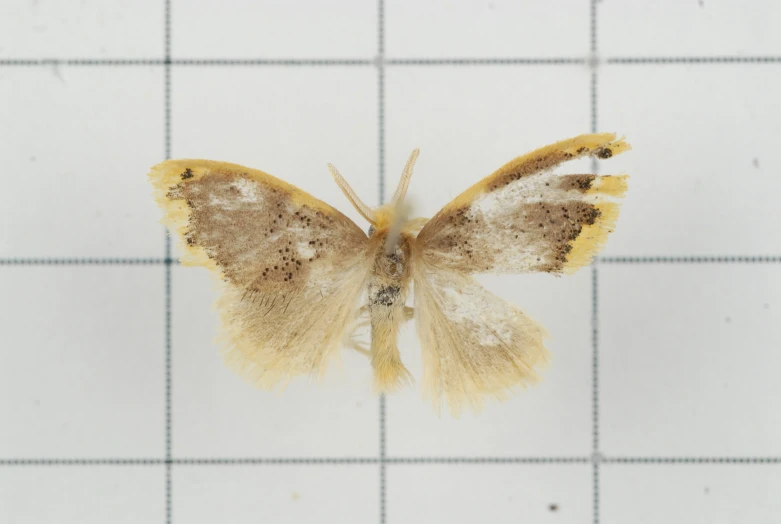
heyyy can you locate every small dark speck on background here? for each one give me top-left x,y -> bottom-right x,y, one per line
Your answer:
549,503 -> 559,512
763,303 -> 770,309
753,158 -> 760,168
698,0 -> 704,6
725,316 -> 731,323
291,492 -> 300,501
704,487 -> 710,494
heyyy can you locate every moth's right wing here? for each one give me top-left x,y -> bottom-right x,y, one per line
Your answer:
148,159 -> 373,389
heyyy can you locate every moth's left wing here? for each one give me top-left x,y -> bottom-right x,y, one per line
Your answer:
410,133 -> 630,412
148,159 -> 372,389
417,133 -> 630,275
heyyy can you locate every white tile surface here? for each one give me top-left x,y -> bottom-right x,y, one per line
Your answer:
387,464 -> 591,524
0,466 -> 165,524
0,266 -> 166,458
0,67 -> 165,258
2,1 -> 781,523
173,464 -> 377,524
602,464 -> 781,524
172,0 -> 376,59
600,264 -> 781,457
171,265 -> 379,458
386,0 -> 589,58
598,65 -> 781,256
386,270 -> 593,457
0,0 -> 164,58
601,1 -> 781,57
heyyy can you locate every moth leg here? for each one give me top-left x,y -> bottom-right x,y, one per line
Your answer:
354,305 -> 371,330
403,306 -> 415,322
346,338 -> 371,358
405,217 -> 430,235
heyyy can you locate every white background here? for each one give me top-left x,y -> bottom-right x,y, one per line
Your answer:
1,1 -> 780,523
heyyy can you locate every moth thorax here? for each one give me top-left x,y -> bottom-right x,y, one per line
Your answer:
373,234 -> 410,281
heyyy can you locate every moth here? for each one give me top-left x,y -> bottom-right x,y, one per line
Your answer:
148,133 -> 629,415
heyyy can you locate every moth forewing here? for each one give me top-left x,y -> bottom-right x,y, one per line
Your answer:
417,133 -> 631,275
148,159 -> 372,389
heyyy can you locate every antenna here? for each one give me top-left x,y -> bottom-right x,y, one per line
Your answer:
327,163 -> 377,225
390,149 -> 420,207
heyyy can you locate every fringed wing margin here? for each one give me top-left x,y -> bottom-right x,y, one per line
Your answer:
412,261 -> 550,416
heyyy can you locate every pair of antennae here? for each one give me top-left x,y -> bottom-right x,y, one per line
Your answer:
327,149 -> 420,226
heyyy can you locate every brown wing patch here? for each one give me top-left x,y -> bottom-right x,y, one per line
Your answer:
150,159 -> 367,287
418,197 -> 613,274
167,172 -> 352,292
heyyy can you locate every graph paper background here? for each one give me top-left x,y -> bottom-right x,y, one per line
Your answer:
1,1 -> 780,522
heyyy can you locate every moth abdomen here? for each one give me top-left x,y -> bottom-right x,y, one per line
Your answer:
368,284 -> 401,307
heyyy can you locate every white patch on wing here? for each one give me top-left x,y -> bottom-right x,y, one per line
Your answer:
297,242 -> 316,259
206,178 -> 264,209
434,273 -> 515,347
462,171 -> 610,272
472,172 -> 569,220
232,177 -> 262,203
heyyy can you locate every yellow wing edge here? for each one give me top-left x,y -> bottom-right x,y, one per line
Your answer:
562,200 -> 620,274
562,169 -> 630,274
444,133 -> 632,212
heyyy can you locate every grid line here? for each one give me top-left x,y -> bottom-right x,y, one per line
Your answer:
3,456 -> 778,466
380,395 -> 387,524
591,266 -> 600,453
386,58 -> 586,65
590,71 -> 597,135
592,463 -> 600,524
164,1 -> 173,523
605,457 -> 781,464
377,2 -> 387,523
3,56 -> 781,68
589,0 -> 597,53
608,56 -> 781,64
0,258 -> 171,265
174,58 -> 372,66
590,2 -> 601,523
599,255 -> 781,263
2,256 -> 780,266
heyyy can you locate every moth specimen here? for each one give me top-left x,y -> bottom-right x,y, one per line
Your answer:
148,133 -> 629,414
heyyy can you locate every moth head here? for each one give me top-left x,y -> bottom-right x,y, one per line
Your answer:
327,148 -> 419,234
